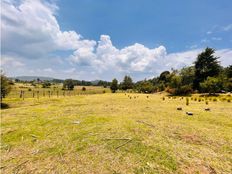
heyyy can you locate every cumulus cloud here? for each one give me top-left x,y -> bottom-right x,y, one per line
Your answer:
1,0 -> 95,59
70,35 -> 167,74
1,0 -> 232,81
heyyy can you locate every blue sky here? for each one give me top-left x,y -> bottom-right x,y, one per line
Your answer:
1,0 -> 232,81
57,0 -> 232,52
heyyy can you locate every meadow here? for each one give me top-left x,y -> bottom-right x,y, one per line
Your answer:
1,92 -> 232,173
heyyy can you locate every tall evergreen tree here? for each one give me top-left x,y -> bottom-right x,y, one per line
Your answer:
193,47 -> 221,90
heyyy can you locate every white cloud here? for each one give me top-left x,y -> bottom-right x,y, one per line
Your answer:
211,37 -> 222,41
223,24 -> 232,31
43,68 -> 54,73
1,56 -> 24,67
1,0 -> 95,59
215,49 -> 232,66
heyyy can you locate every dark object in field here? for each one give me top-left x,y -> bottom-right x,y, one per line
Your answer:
186,112 -> 193,116
205,108 -> 210,111
177,107 -> 182,110
146,96 -> 149,98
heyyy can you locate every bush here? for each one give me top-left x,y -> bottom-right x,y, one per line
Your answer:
186,97 -> 189,105
136,81 -> 155,93
200,77 -> 221,94
167,85 -> 193,95
82,87 -> 86,91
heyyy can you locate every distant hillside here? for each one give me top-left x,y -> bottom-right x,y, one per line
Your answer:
10,76 -> 110,85
12,76 -> 55,81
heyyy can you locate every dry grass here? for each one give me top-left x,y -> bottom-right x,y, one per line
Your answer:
1,93 -> 232,173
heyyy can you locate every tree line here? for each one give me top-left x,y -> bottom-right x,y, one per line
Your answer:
110,48 -> 232,95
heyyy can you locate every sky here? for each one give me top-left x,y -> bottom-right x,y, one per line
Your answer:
1,0 -> 232,81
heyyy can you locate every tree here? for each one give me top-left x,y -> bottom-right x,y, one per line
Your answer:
63,79 -> 75,90
167,72 -> 193,95
121,75 -> 133,90
159,71 -> 171,84
110,78 -> 118,93
1,73 -> 11,101
180,66 -> 195,86
200,77 -> 221,94
42,81 -> 51,88
193,47 -> 221,90
221,65 -> 232,92
135,80 -> 154,93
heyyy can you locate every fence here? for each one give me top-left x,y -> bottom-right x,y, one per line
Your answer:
7,88 -> 109,99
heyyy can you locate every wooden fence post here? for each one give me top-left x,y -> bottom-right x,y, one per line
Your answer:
20,90 -> 23,98
22,91 -> 24,100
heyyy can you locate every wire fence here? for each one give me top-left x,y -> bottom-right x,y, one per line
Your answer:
7,88 -> 110,99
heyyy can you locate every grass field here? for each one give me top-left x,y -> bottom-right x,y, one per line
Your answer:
1,93 -> 232,173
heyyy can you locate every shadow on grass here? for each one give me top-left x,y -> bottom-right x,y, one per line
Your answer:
1,103 -> 10,109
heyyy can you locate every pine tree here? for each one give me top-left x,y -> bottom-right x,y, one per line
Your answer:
193,47 -> 221,90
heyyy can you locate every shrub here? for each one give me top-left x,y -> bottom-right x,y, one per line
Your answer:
227,99 -> 231,102
82,87 -> 86,91
186,97 -> 189,105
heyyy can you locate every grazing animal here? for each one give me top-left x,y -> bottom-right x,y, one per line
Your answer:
186,112 -> 193,116
177,107 -> 182,110
205,108 -> 210,111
